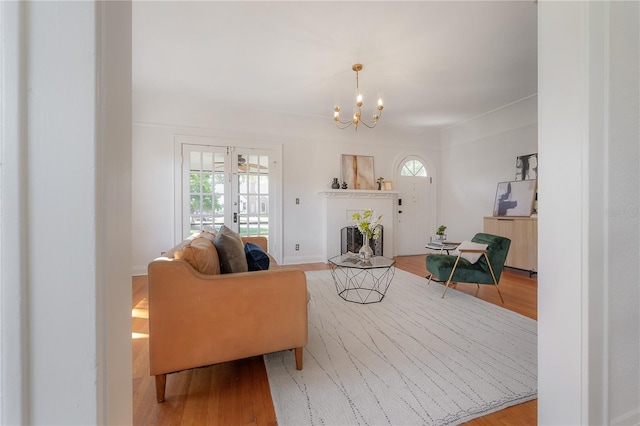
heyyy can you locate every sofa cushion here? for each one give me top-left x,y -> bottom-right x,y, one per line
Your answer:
452,240 -> 488,264
244,242 -> 270,271
179,237 -> 221,275
162,230 -> 217,258
213,225 -> 248,273
198,229 -> 217,242
163,233 -> 198,258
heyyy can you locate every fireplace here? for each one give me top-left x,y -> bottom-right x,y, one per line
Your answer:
341,226 -> 383,256
319,189 -> 398,261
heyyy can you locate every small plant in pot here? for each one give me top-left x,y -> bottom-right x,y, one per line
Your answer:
435,225 -> 447,241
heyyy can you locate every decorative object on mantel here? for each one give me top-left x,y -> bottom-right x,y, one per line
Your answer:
333,63 -> 384,131
383,181 -> 393,191
341,181 -> 348,189
331,178 -> 340,189
352,209 -> 383,261
341,154 -> 375,190
435,225 -> 447,242
376,177 -> 384,190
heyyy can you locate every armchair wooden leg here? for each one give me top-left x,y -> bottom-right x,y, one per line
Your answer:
155,374 -> 167,403
294,347 -> 303,370
426,273 -> 433,285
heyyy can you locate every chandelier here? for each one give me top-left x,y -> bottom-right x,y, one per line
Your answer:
333,64 -> 384,131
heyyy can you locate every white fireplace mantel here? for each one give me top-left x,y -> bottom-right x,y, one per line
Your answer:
318,189 -> 399,199
319,190 -> 399,261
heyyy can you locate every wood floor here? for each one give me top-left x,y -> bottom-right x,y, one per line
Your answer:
132,255 -> 537,425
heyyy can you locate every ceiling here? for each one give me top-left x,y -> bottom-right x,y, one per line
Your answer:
133,1 -> 537,130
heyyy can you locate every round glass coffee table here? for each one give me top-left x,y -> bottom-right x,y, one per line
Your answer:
328,254 -> 396,304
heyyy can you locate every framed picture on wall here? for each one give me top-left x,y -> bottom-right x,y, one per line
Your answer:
515,153 -> 538,180
341,155 -> 375,190
493,179 -> 537,217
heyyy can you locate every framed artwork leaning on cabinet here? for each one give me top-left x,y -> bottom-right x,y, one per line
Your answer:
492,179 -> 537,217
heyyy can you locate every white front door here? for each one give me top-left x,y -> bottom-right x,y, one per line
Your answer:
395,157 -> 434,255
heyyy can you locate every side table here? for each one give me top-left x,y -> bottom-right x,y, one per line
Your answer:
425,242 -> 460,255
328,255 -> 396,304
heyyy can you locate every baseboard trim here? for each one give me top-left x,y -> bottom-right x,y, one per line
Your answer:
282,254 -> 324,265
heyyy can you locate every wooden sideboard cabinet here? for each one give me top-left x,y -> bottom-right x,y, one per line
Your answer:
483,216 -> 537,275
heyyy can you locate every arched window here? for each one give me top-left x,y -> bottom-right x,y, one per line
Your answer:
400,159 -> 427,177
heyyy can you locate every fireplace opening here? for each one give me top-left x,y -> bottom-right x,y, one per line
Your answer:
341,226 -> 383,256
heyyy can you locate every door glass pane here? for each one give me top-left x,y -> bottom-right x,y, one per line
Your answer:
400,159 -> 427,177
238,174 -> 248,194
190,195 -> 200,214
202,195 -> 213,214
202,152 -> 213,172
260,175 -> 268,193
190,152 -> 201,170
259,155 -> 269,171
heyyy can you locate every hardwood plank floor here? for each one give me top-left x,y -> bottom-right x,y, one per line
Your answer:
132,255 -> 537,425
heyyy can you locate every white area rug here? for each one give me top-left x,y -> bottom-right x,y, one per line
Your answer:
264,268 -> 537,426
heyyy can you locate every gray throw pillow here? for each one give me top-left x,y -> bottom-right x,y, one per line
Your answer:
213,225 -> 249,273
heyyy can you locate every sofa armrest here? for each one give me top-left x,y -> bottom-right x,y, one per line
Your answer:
148,258 -> 307,376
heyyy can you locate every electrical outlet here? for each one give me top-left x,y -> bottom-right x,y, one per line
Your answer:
295,198 -> 300,205
295,244 -> 300,251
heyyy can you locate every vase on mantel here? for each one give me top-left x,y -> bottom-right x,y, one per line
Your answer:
359,234 -> 373,261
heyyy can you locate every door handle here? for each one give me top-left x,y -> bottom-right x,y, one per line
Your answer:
233,212 -> 238,223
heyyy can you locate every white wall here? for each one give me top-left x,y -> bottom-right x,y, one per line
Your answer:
538,1 -> 639,424
132,93 -> 440,273
1,2 -> 132,424
439,95 -> 538,242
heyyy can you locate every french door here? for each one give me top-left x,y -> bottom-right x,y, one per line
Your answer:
177,139 -> 281,259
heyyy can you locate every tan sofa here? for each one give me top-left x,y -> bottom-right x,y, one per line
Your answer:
148,235 -> 308,402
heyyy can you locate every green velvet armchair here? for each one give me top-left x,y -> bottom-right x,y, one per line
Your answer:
425,233 -> 511,301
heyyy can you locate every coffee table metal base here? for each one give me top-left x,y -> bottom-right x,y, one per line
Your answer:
329,260 -> 396,304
